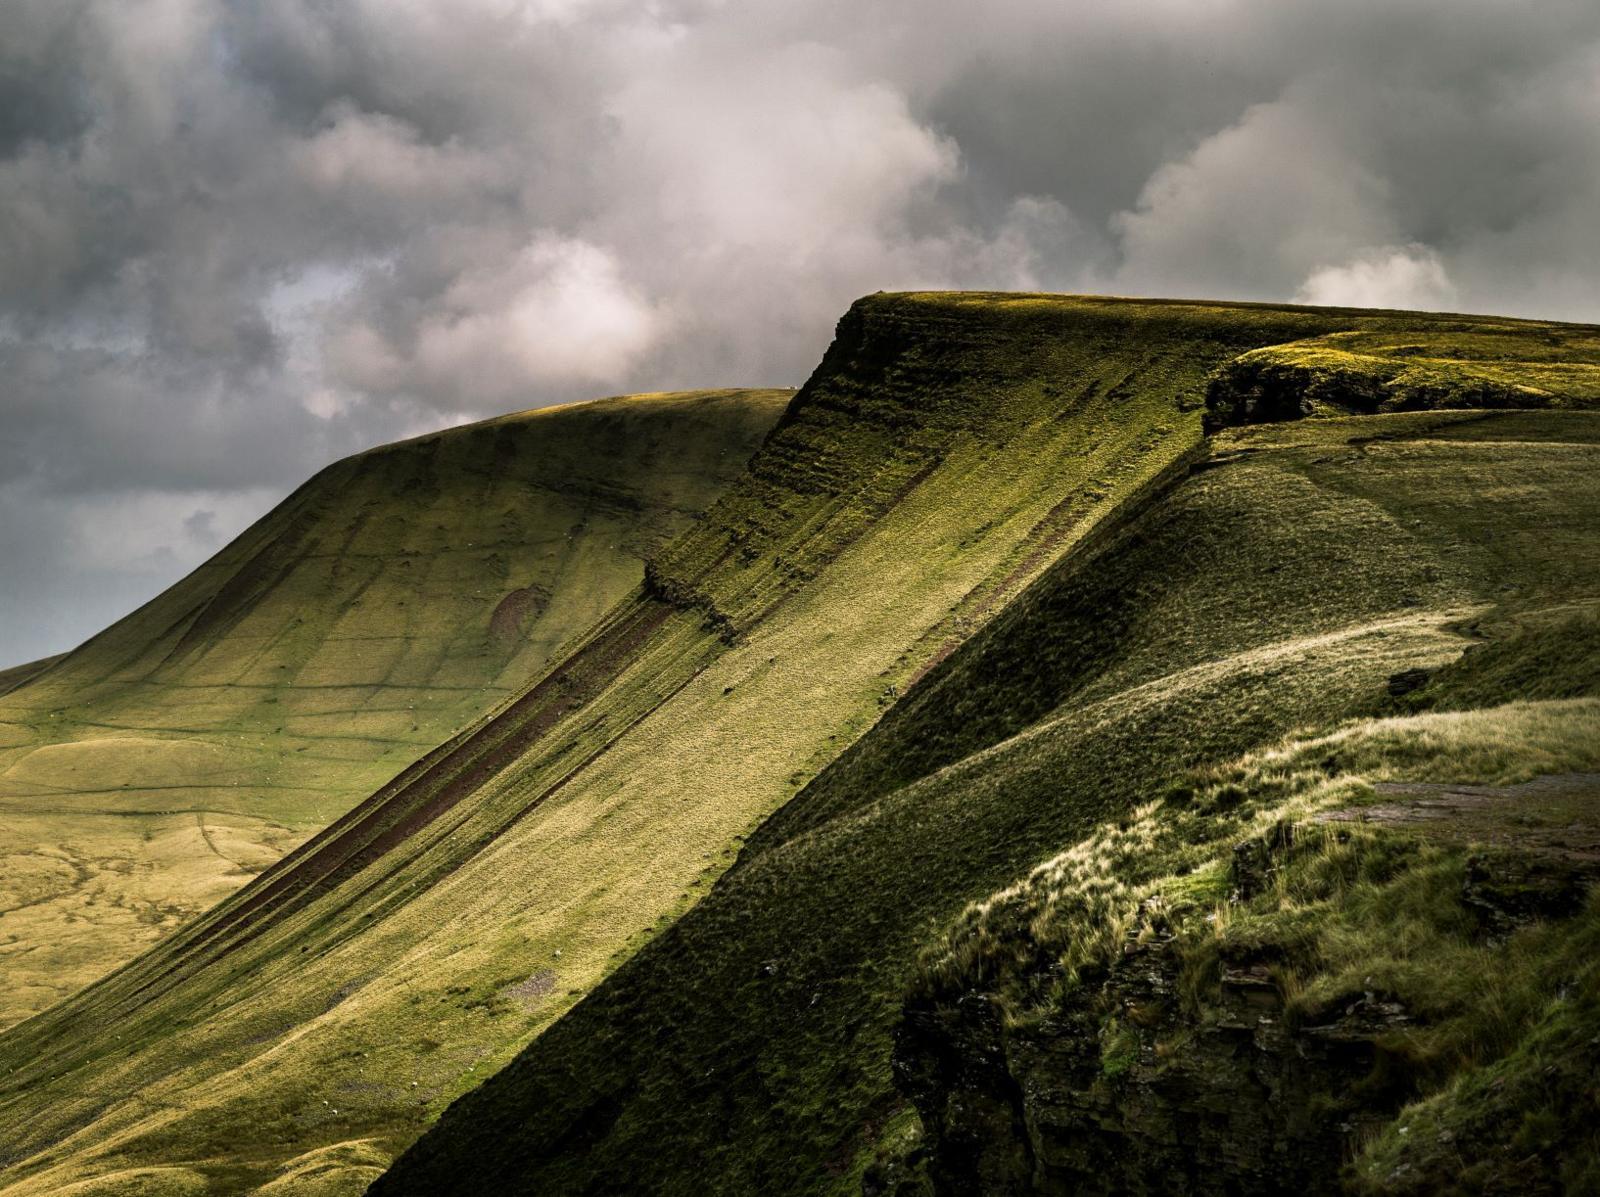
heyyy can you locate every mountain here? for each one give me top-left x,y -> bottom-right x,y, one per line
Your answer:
374,309 -> 1600,1195
1,294 -> 1598,1197
0,389 -> 787,1028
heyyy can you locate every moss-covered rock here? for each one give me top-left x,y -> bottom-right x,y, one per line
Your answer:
1204,330 -> 1600,430
892,711 -> 1600,1196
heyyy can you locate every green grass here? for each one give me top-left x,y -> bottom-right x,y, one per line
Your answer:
4,295 -> 1598,1196
914,698 -> 1600,1013
904,696 -> 1600,1193
0,293 -> 1358,1195
1205,327 -> 1600,428
0,389 -> 787,1029
371,387 -> 1600,1193
1395,604 -> 1600,712
1349,960 -> 1600,1195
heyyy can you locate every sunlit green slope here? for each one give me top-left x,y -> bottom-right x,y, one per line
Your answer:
376,395 -> 1600,1185
0,389 -> 787,1028
0,293 -> 1367,1196
3,296 -> 1595,1197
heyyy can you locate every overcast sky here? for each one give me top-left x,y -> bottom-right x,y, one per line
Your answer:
2,0 -> 1598,667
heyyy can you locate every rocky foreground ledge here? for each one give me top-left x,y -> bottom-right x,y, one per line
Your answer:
881,755 -> 1600,1197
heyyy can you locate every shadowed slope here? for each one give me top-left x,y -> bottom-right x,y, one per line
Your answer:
0,292 -> 1375,1197
0,389 -> 788,1026
375,402 -> 1600,1195
4,296 -> 1593,1197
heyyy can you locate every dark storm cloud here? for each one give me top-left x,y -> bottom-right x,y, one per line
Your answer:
2,0 -> 1599,665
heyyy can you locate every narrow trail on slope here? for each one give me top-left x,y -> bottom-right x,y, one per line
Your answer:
194,813 -> 248,871
1322,770 -> 1600,862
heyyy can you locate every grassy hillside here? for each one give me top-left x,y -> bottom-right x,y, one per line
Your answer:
898,698 -> 1600,1194
0,293 -> 1395,1197
2,295 -> 1594,1197
375,397 -> 1600,1195
0,389 -> 787,1028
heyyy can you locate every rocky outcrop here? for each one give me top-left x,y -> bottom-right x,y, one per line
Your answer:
889,791 -> 1600,1197
1201,340 -> 1583,431
894,923 -> 1412,1196
1203,350 -> 1393,428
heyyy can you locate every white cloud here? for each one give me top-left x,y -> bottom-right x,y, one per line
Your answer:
327,234 -> 667,407
1112,101 -> 1398,300
603,43 -> 960,258
292,105 -> 511,204
3,0 -> 1600,662
1295,244 -> 1459,311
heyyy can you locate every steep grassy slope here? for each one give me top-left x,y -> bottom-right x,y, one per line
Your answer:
375,401 -> 1600,1195
5,296 -> 1593,1197
0,389 -> 787,1027
897,699 -> 1600,1194
0,293 -> 1422,1197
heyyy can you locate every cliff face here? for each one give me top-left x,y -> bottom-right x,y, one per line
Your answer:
892,880 -> 1410,1196
1202,328 -> 1600,430
889,767 -> 1600,1197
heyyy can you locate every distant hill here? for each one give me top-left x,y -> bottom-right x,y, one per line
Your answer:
1,295 -> 1597,1197
0,389 -> 788,1028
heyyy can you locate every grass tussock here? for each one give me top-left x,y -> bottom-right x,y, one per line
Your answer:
1219,697 -> 1600,787
917,698 -> 1599,1001
915,696 -> 1600,1189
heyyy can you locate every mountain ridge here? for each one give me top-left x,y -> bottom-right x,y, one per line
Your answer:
1,293 -> 1597,1195
0,388 -> 788,1028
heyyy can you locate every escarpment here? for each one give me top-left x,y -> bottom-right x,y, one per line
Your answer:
7,293 -> 1600,1197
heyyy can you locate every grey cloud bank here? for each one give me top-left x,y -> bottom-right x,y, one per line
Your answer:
3,0 -> 1598,665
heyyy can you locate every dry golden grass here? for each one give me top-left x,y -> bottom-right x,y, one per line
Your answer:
0,390 -> 787,1027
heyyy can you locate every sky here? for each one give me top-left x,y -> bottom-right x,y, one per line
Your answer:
3,0 -> 1599,667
